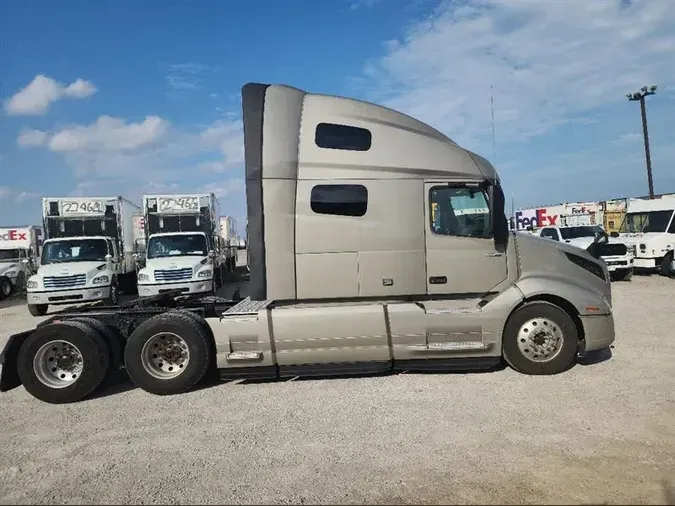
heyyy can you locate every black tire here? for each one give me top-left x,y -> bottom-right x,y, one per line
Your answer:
215,266 -> 223,289
69,317 -> 125,372
15,272 -> 26,293
28,303 -> 49,317
120,271 -> 138,295
105,276 -> 120,305
660,252 -> 674,277
17,320 -> 111,404
610,269 -> 633,282
0,276 -> 12,300
124,311 -> 213,396
502,301 -> 579,375
170,310 -> 218,381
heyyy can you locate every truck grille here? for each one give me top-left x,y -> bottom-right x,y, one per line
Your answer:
154,268 -> 192,281
599,243 -> 628,257
43,274 -> 86,289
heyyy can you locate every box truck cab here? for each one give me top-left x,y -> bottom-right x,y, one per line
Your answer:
0,83 -> 617,404
538,225 -> 634,281
616,195 -> 675,275
137,194 -> 225,297
26,197 -> 140,316
0,226 -> 43,300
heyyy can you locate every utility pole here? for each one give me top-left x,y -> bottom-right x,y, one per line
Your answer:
626,85 -> 657,199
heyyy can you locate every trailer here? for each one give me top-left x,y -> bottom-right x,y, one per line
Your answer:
0,226 -> 43,300
137,193 -> 225,297
0,82 -> 615,404
25,197 -> 140,316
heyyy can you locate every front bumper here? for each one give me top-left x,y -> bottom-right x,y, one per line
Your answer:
580,313 -> 615,353
603,255 -> 633,272
26,285 -> 111,305
138,279 -> 213,297
634,257 -> 657,269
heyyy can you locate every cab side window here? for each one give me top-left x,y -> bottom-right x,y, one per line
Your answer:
540,228 -> 559,241
429,186 -> 491,238
310,184 -> 368,217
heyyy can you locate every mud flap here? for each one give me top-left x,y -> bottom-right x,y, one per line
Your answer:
0,330 -> 34,392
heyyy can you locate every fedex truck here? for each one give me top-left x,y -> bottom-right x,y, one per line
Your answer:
616,194 -> 675,275
136,193 -> 226,296
513,205 -> 565,231
0,226 -> 43,300
26,197 -> 140,316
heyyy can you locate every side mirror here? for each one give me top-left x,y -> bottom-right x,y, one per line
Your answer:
610,231 -> 620,238
105,253 -> 113,262
21,259 -> 30,265
208,250 -> 215,259
489,182 -> 509,253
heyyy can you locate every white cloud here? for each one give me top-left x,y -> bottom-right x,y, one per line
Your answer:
0,186 -> 10,201
4,74 -> 97,116
14,191 -> 40,203
19,112 -> 244,185
17,128 -> 47,148
613,132 -> 643,144
164,62 -> 220,95
359,0 -> 675,146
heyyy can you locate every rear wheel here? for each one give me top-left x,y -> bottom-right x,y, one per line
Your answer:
503,301 -> 579,375
69,317 -> 125,372
15,272 -> 26,293
17,320 -> 111,403
611,268 -> 633,282
28,304 -> 49,317
124,312 -> 213,396
105,277 -> 120,305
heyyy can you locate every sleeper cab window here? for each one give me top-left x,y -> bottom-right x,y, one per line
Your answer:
310,184 -> 368,217
315,123 -> 372,151
429,186 -> 491,238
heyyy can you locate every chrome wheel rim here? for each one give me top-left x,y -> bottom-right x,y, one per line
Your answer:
33,340 -> 83,388
516,317 -> 564,362
140,332 -> 190,380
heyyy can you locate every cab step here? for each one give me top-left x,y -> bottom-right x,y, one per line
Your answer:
406,341 -> 492,352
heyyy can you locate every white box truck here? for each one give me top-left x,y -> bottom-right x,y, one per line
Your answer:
615,194 -> 675,275
0,226 -> 43,300
25,197 -> 140,316
137,193 -> 225,296
219,216 -> 238,272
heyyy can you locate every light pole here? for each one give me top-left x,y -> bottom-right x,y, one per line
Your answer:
626,85 -> 657,199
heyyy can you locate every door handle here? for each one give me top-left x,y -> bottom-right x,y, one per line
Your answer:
429,276 -> 447,284
485,252 -> 503,257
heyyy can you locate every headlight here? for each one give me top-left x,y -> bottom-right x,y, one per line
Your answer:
198,270 -> 212,278
27,280 -> 38,289
92,275 -> 109,285
3,270 -> 16,278
138,273 -> 149,282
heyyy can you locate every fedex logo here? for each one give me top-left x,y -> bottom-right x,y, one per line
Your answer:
0,229 -> 27,241
515,209 -> 558,229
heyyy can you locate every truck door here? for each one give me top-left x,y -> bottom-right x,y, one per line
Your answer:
424,182 -> 507,294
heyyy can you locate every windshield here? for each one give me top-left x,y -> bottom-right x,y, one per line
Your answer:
560,226 -> 603,240
147,234 -> 207,259
619,210 -> 673,234
0,249 -> 24,261
41,239 -> 109,265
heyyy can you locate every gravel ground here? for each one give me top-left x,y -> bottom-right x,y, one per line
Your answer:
0,272 -> 674,505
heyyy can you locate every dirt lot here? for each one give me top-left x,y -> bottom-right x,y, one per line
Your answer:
0,274 -> 674,505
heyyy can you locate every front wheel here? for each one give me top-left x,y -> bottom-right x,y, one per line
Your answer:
124,312 -> 213,396
28,303 -> 49,317
502,301 -> 579,375
660,252 -> 674,277
0,276 -> 13,300
105,277 -> 120,305
611,268 -> 633,282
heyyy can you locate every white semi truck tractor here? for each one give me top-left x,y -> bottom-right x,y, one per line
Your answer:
1,82 -> 616,404
136,193 -> 225,297
0,226 -> 43,300
25,197 -> 140,316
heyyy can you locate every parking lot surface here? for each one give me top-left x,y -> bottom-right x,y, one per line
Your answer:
0,274 -> 674,504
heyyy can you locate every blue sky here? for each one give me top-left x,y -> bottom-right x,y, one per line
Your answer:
1,0 -> 674,232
